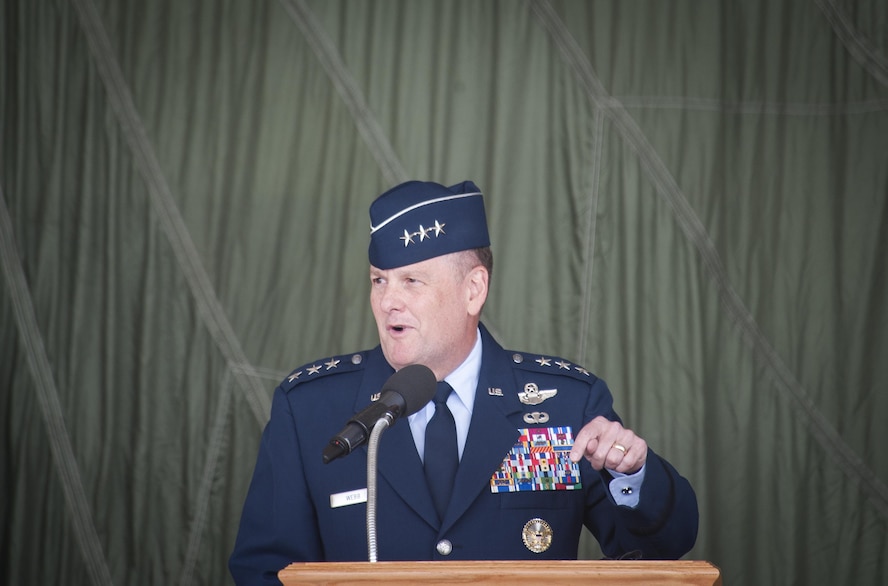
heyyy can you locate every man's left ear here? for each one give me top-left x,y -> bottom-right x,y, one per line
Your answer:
466,266 -> 489,315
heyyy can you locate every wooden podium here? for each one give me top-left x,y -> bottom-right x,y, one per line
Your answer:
279,560 -> 722,585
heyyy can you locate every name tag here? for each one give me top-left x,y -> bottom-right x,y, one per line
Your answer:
330,488 -> 368,509
490,426 -> 582,493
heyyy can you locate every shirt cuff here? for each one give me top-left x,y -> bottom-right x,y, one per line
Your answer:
607,463 -> 646,508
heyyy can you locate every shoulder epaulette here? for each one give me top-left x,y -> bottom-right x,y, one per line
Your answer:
506,351 -> 599,384
280,351 -> 367,392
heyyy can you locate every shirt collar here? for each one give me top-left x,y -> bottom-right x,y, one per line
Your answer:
442,328 -> 482,414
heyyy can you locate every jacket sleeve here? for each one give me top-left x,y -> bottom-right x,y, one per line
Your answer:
229,386 -> 324,585
581,378 -> 699,559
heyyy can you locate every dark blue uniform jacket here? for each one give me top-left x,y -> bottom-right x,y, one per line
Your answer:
229,325 -> 698,584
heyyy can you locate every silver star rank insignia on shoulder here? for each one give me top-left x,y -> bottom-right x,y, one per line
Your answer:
518,382 -> 557,405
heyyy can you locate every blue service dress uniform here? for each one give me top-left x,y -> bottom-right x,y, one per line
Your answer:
229,324 -> 698,584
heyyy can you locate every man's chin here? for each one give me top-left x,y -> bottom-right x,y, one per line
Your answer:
380,347 -> 415,372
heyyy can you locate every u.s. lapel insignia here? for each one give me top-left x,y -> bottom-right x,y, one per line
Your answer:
522,518 -> 553,553
518,382 -> 557,405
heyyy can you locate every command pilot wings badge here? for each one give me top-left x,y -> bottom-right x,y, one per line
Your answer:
518,382 -> 557,405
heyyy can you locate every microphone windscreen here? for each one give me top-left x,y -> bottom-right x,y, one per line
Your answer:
382,364 -> 436,416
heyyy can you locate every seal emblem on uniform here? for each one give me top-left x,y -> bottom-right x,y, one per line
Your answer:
522,517 -> 553,553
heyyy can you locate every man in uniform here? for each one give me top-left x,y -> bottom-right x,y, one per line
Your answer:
229,180 -> 698,584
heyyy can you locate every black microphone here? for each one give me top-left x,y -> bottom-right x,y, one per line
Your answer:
322,364 -> 436,464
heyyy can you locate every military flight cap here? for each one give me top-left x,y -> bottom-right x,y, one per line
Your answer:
368,180 -> 490,269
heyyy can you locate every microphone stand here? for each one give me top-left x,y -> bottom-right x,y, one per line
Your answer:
366,414 -> 393,563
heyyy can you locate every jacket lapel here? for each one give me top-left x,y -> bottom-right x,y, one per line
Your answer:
376,413 -> 440,528
358,353 -> 439,527
441,329 -> 524,532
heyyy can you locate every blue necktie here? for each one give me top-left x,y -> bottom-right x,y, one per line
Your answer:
424,381 -> 459,520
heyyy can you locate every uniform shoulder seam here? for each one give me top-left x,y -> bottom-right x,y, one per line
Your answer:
506,350 -> 598,383
280,351 -> 367,392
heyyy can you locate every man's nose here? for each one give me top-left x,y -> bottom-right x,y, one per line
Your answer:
378,284 -> 404,312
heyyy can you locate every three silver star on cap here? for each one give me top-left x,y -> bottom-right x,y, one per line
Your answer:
400,220 -> 446,246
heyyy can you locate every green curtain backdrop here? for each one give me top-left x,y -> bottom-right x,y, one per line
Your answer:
2,0 -> 887,584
